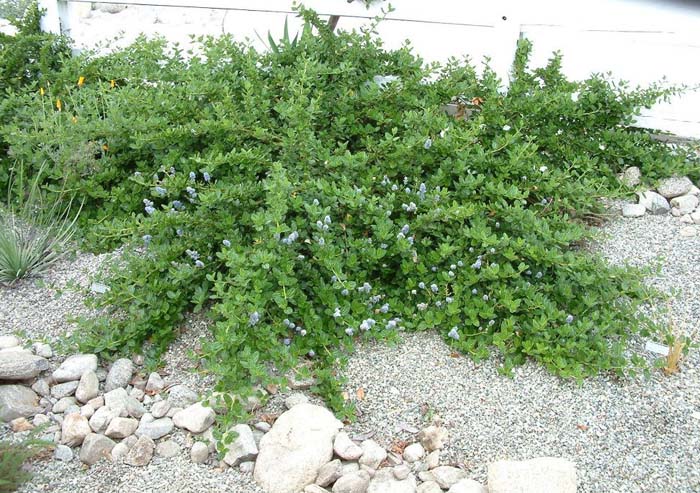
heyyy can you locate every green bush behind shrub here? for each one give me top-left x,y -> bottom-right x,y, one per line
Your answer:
1,7 -> 698,424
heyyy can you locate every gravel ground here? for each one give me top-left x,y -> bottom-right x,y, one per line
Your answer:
3,206 -> 699,493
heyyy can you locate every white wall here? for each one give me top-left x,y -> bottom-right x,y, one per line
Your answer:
50,0 -> 700,136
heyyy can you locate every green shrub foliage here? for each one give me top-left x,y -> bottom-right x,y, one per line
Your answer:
2,8 -> 697,422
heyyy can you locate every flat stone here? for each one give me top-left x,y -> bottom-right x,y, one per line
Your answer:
0,384 -> 41,421
79,433 -> 116,465
359,440 -> 387,469
285,392 -> 310,409
173,402 -> 216,433
254,403 -> 343,493
488,457 -> 576,493
431,466 -> 467,489
53,396 -> 78,414
316,459 -> 343,487
145,372 -> 164,393
52,354 -> 98,383
448,479 -> 488,493
50,381 -> 79,399
621,203 -> 645,218
61,413 -> 92,446
104,358 -> 134,392
167,384 -> 198,408
105,417 -> 138,439
191,441 -> 209,463
657,176 -> 693,198
402,443 -> 424,463
31,378 -> 50,398
124,435 -> 155,467
156,439 -> 180,458
151,400 -> 171,418
367,468 -> 416,493
0,335 -> 21,349
54,444 -> 73,462
334,432 -> 363,461
223,424 -> 259,466
637,191 -> 670,214
87,396 -> 104,409
135,416 -> 174,440
332,470 -> 371,493
89,405 -> 119,433
0,352 -> 49,380
11,417 -> 34,432
31,342 -> 53,358
75,371 -> 99,403
670,194 -> 699,214
418,426 -> 448,452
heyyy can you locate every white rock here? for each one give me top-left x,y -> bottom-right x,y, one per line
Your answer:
81,404 -> 95,419
125,435 -> 155,467
51,381 -> 79,399
402,443 -> 425,463
392,464 -> 411,480
150,400 -> 171,419
167,384 -> 198,408
359,440 -> 387,469
342,461 -> 360,475
239,461 -> 256,473
52,354 -> 98,383
105,417 -> 138,439
285,392 -> 310,409
111,441 -> 131,462
156,439 -> 180,458
305,486 -> 330,493
0,352 -> 49,380
87,396 -> 104,409
0,335 -> 20,349
690,210 -> 700,224
0,385 -> 41,422
61,413 -> 91,446
130,387 -> 145,401
88,405 -> 119,433
104,358 -> 134,392
254,403 -> 343,493
135,416 -> 174,440
417,481 -> 442,493
173,402 -> 215,433
657,176 -> 693,198
191,441 -> 209,463
222,424 -> 259,466
126,397 -> 146,419
145,372 -> 165,393
619,166 -> 641,187
488,457 -> 577,493
54,444 -> 74,462
670,194 -> 699,214
334,432 -> 363,461
367,468 -> 416,493
431,466 -> 467,489
79,433 -> 116,465
688,184 -> 700,196
448,478 -> 487,493
75,371 -> 99,403
31,378 -> 50,398
254,421 -> 271,433
52,396 -> 78,414
332,470 -> 371,493
418,426 -> 448,452
680,226 -> 697,237
31,342 -> 53,358
637,191 -> 670,215
621,203 -> 645,218
316,459 -> 343,487
425,450 -> 440,469
33,414 -> 50,426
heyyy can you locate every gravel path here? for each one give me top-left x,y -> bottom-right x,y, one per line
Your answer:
3,208 -> 699,493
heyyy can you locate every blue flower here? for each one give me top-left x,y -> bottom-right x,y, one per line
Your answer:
391,184 -> 399,191
431,266 -> 437,272
457,261 -> 464,267
154,186 -> 167,196
472,258 -> 482,269
248,311 -> 260,326
424,138 -> 432,150
142,234 -> 152,245
145,206 -> 155,215
482,294 -> 489,301
446,297 -> 453,303
203,172 -> 211,182
186,187 -> 197,197
342,289 -> 349,296
435,300 -> 442,307
448,271 -> 455,277
379,303 -> 389,313
307,350 -> 315,357
535,271 -> 543,279
333,307 -> 342,318
313,199 -> 320,206
488,319 -> 495,326
324,215 -> 332,225
176,229 -> 183,236
358,282 -> 372,294
297,254 -> 305,260
195,260 -> 205,268
186,249 -> 200,260
300,329 -> 307,336
417,303 -> 428,311
189,171 -> 196,181
418,183 -> 427,200
172,200 -> 183,210
472,288 -> 478,295
283,338 -> 291,346
448,327 -> 459,340
283,318 -> 291,327
222,239 -> 231,247
318,237 -> 325,246
430,284 -> 438,293
566,314 -> 574,324
316,220 -> 324,229
143,199 -> 153,207
345,328 -> 354,336
418,282 -> 426,289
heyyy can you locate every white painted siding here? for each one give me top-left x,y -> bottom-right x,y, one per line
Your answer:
46,0 -> 700,136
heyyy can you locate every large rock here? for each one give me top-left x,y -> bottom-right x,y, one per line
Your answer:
621,203 -> 645,218
0,385 -> 41,421
316,459 -> 343,487
447,479 -> 487,493
670,194 -> 699,215
0,335 -> 20,349
104,358 -> 133,392
657,176 -> 693,199
61,413 -> 92,446
145,372 -> 164,393
167,384 -> 198,408
619,166 -> 641,187
332,470 -> 371,493
75,371 -> 100,403
254,403 -> 343,493
52,354 -> 98,383
403,443 -> 425,463
0,352 -> 48,380
88,405 -> 119,433
191,441 -> 209,463
358,440 -> 387,469
124,435 -> 155,467
150,400 -> 170,418
367,468 -> 416,493
172,402 -> 215,433
50,381 -> 79,399
334,432 -> 363,461
418,426 -> 448,452
487,457 -> 577,493
105,417 -> 138,439
417,482 -> 442,493
431,466 -> 467,489
637,191 -> 670,215
155,439 -> 180,458
223,424 -> 259,466
104,387 -> 129,413
79,433 -> 116,465
135,415 -> 174,440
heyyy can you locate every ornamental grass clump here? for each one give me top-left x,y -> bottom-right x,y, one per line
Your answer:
2,7 -> 697,422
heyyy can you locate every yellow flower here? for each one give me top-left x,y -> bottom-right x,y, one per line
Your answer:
102,144 -> 109,151
71,115 -> 78,124
39,87 -> 45,96
78,76 -> 85,87
110,79 -> 116,89
56,98 -> 62,111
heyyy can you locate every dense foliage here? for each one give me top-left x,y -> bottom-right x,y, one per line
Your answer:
1,6 -> 697,422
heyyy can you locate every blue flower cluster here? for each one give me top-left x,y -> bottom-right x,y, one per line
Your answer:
248,311 -> 260,326
448,327 -> 459,340
143,199 -> 155,215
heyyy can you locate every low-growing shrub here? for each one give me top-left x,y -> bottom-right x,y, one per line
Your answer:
1,7 -> 697,424
0,431 -> 51,492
